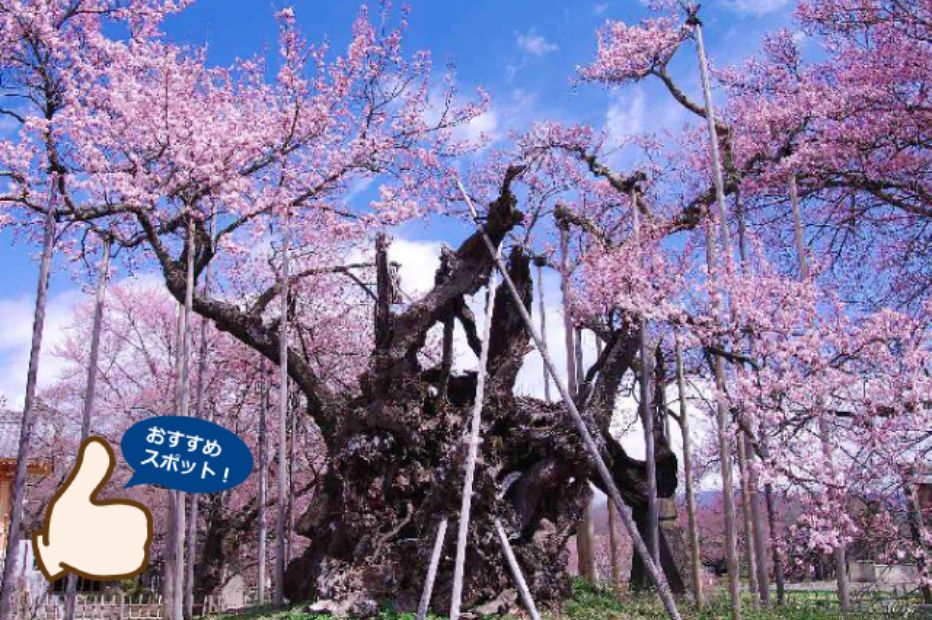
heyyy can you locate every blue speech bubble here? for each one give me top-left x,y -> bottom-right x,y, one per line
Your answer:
121,416 -> 253,493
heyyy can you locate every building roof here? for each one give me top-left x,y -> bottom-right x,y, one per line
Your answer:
0,410 -> 23,460
0,408 -> 55,462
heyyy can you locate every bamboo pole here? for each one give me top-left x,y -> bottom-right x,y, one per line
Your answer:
705,224 -> 743,620
287,388 -> 297,565
602,328 -> 623,593
682,3 -> 742,614
449,249 -> 500,620
737,434 -> 760,606
415,518 -> 447,620
274,208 -> 290,607
493,518 -> 542,620
560,227 -> 597,582
258,362 -> 269,605
576,326 -> 598,584
64,235 -> 112,620
674,334 -> 704,609
559,227 -> 578,400
735,192 -> 772,606
788,173 -> 849,611
456,178 -> 683,620
535,258 -> 551,402
631,187 -> 660,565
0,189 -> 58,620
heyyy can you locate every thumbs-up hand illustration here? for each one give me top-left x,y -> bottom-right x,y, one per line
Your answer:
32,437 -> 153,581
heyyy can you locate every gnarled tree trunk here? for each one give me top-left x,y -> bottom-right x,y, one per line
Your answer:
155,168 -> 687,616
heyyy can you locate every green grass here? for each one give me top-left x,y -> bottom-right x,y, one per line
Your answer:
208,580 -> 922,619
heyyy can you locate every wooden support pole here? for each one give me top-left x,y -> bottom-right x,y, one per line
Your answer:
493,519 -> 542,620
675,334 -> 704,609
415,518 -> 447,620
680,3 -> 741,614
456,178 -> 683,620
173,215 -> 196,620
0,189 -> 58,620
258,362 -> 269,605
559,227 -> 597,583
64,235 -> 111,620
534,258 -> 551,402
450,250 -> 500,620
274,208 -> 290,607
631,186 -> 660,566
789,173 -> 849,611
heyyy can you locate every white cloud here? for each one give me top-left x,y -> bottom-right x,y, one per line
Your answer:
516,29 -> 559,57
387,237 -> 443,298
454,107 -> 500,146
0,288 -> 81,409
722,0 -> 791,17
593,3 -> 610,16
606,86 -> 647,143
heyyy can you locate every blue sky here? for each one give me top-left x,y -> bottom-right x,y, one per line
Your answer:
0,0 -> 797,409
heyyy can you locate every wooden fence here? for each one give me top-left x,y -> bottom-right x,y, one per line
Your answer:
17,594 -> 163,620
784,585 -> 925,618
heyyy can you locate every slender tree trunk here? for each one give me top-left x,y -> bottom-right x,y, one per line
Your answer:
164,304 -> 184,620
905,475 -> 932,604
170,216 -> 196,620
763,473 -> 786,604
574,327 -> 598,582
607,502 -> 623,592
819,416 -> 850,611
674,335 -> 704,609
258,363 -> 269,605
439,316 -> 454,400
789,173 -> 849,611
287,389 -> 296,565
0,193 -> 57,620
275,208 -> 291,607
746,435 -> 770,605
450,253 -> 500,620
598,334 -> 623,593
535,258 -> 551,402
737,436 -> 760,606
63,236 -> 111,620
559,226 -> 578,400
560,226 -> 596,582
185,215 -> 213,618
